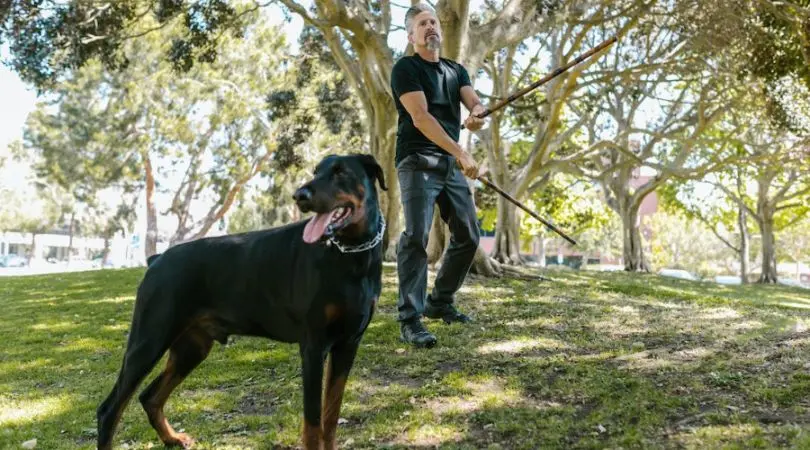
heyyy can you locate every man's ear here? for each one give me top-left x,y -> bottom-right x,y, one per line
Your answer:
357,154 -> 387,191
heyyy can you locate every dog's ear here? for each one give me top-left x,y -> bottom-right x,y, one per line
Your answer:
358,154 -> 387,191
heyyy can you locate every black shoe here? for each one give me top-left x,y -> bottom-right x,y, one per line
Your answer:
400,318 -> 437,348
424,301 -> 472,324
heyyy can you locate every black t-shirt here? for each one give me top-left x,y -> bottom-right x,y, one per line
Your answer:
390,54 -> 471,165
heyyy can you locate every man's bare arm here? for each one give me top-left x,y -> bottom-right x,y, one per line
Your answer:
460,86 -> 486,131
399,90 -> 466,159
399,90 -> 479,178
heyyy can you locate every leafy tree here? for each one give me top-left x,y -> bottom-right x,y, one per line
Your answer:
567,15 -> 746,272
777,218 -> 810,281
22,12 -> 338,258
473,0 -> 642,264
648,212 -> 736,278
0,0 -> 578,273
676,0 -> 810,132
8,183 -> 66,264
227,25 -> 364,234
661,90 -> 810,283
523,175 -> 615,267
83,194 -> 139,265
660,176 -> 759,283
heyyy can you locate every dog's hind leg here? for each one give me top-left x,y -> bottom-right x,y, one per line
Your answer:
321,341 -> 360,450
96,333 -> 173,450
138,325 -> 213,448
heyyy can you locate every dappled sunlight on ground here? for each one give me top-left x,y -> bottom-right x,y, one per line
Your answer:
390,423 -> 464,447
616,353 -> 676,371
86,295 -> 135,305
29,321 -> 78,332
728,319 -> 767,331
53,337 -> 110,354
424,377 -> 520,416
672,423 -> 810,448
102,323 -> 130,332
477,337 -> 570,355
591,304 -> 647,338
2,267 -> 810,448
0,358 -> 53,378
699,307 -> 742,320
0,394 -> 75,426
777,301 -> 810,309
615,346 -> 717,372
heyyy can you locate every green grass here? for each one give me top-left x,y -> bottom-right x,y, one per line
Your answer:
1,265 -> 810,449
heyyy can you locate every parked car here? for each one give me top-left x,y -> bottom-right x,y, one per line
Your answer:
0,254 -> 27,268
659,268 -> 700,281
715,275 -> 742,285
92,257 -> 117,269
778,278 -> 809,289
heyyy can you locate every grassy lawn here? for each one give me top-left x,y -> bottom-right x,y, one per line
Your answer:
2,264 -> 810,449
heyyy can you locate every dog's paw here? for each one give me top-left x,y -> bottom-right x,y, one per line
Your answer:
164,432 -> 195,448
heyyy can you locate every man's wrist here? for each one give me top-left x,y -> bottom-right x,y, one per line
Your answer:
448,145 -> 466,160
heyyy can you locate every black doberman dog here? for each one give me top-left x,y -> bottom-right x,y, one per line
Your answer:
97,153 -> 387,450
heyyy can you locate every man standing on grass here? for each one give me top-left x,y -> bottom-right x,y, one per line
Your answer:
390,2 -> 487,348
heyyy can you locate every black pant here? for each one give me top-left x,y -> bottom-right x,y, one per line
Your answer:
396,153 -> 481,322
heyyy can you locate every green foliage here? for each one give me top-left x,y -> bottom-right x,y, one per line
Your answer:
743,2 -> 810,89
521,175 -> 612,245
574,213 -> 624,261
0,188 -> 30,232
82,194 -> 139,242
227,26 -> 365,233
659,180 -> 742,239
0,182 -> 67,236
1,0 -> 256,89
649,212 -> 735,277
678,0 -> 810,133
777,218 -> 810,266
20,10 -> 359,242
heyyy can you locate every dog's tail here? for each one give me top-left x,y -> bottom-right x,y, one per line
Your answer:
146,253 -> 162,267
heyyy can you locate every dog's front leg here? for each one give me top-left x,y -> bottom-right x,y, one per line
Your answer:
322,341 -> 359,450
300,343 -> 327,450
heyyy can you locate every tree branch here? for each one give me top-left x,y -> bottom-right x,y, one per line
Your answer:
715,183 -> 758,218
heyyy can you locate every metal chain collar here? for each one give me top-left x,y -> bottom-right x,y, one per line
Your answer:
326,213 -> 386,254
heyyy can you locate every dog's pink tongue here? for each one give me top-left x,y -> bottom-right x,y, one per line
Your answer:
303,210 -> 336,243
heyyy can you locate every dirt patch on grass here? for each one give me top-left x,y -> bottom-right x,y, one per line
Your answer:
234,394 -> 279,415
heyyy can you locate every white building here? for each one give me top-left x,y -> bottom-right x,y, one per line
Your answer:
0,231 -> 128,264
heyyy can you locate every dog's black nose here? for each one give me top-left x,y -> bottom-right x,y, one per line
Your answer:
293,186 -> 313,210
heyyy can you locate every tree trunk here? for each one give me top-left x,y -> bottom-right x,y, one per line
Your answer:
758,210 -> 778,283
738,206 -> 750,284
492,200 -> 521,264
470,246 -> 502,277
144,152 -> 158,258
67,212 -> 75,266
369,94 -> 401,261
427,213 -> 449,267
28,233 -> 37,265
423,194 -> 501,277
620,202 -> 650,272
539,235 -> 547,267
102,236 -> 111,267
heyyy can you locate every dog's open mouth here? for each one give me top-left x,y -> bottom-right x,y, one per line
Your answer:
303,206 -> 354,244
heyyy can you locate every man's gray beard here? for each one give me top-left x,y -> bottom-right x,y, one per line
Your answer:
426,37 -> 441,51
